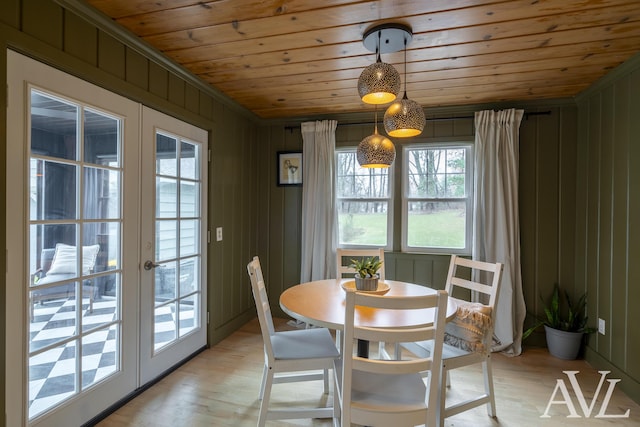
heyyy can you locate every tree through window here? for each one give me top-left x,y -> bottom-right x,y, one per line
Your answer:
336,150 -> 392,248
403,144 -> 473,253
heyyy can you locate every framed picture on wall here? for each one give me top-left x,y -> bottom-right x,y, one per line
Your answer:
277,151 -> 303,186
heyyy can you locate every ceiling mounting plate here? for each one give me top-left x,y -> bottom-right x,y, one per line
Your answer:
363,23 -> 413,54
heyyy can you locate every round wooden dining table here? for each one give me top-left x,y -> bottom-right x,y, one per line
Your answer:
279,278 -> 457,331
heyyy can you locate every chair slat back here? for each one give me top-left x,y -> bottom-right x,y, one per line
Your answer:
342,289 -> 448,394
336,248 -> 385,280
445,255 -> 503,309
247,256 -> 275,357
445,255 -> 503,351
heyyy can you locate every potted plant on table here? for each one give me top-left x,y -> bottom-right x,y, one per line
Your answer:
349,257 -> 383,291
523,283 -> 596,360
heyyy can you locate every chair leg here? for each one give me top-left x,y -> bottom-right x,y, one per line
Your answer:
483,356 -> 497,417
332,374 -> 341,426
258,367 -> 274,427
439,364 -> 448,427
258,364 -> 268,400
323,368 -> 329,394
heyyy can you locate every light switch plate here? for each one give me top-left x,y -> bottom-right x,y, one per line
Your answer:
598,318 -> 605,335
216,227 -> 223,241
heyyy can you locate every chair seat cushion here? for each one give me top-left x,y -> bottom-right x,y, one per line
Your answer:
444,297 -> 493,353
272,328 -> 339,360
335,362 -> 427,411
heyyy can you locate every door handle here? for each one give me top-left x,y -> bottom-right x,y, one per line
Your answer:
144,260 -> 165,271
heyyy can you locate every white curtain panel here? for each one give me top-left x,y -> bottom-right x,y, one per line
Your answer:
473,109 -> 526,356
300,120 -> 338,282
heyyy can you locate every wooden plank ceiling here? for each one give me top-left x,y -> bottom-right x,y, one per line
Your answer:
86,0 -> 640,119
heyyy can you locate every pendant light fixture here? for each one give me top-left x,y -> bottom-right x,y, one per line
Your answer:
384,34 -> 426,137
357,25 -> 408,105
356,109 -> 396,168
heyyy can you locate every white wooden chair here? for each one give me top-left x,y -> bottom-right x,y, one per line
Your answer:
336,248 -> 385,281
246,256 -> 340,426
399,255 -> 504,426
333,288 -> 448,427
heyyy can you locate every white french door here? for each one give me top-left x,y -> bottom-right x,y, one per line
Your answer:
6,51 -> 207,426
139,107 -> 208,384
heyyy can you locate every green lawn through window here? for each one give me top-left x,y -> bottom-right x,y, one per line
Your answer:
338,209 -> 465,248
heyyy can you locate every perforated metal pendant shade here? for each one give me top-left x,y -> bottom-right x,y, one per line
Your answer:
356,121 -> 396,168
357,24 -> 411,105
384,93 -> 426,137
357,59 -> 401,105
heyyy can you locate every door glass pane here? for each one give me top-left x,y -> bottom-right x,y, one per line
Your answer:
83,167 -> 120,220
156,177 -> 177,218
156,134 -> 177,176
84,109 -> 119,167
29,341 -> 77,418
179,257 -> 198,297
156,220 -> 177,261
178,294 -> 197,338
180,181 -> 199,217
30,91 -> 77,160
180,141 -> 198,180
81,326 -> 118,390
30,159 -> 77,221
179,220 -> 198,257
155,260 -> 177,302
27,88 -> 124,419
154,302 -> 177,350
152,131 -> 202,352
29,284 -> 78,353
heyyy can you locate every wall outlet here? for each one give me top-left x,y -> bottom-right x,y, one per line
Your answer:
598,318 -> 606,335
216,227 -> 223,241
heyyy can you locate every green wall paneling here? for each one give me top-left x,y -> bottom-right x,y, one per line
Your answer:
599,86 -> 614,360
149,60 -> 169,99
22,0 -> 63,49
64,9 -> 97,65
125,47 -> 149,90
0,0 -> 20,28
627,68 -> 640,381
611,76 -> 630,369
558,107 -> 578,292
168,72 -> 186,107
185,83 -> 200,114
576,52 -> 640,403
98,31 -> 125,79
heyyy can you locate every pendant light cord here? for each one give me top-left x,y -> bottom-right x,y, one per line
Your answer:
403,36 -> 408,99
374,105 -> 378,133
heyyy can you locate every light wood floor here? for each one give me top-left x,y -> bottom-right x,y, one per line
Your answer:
97,318 -> 640,426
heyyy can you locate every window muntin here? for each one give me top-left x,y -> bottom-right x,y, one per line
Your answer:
336,149 -> 392,249
403,144 -> 472,254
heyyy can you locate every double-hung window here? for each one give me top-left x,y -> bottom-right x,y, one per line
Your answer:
336,149 -> 392,249
402,143 -> 473,254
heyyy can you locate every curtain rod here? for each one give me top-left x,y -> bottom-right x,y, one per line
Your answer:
284,110 -> 551,132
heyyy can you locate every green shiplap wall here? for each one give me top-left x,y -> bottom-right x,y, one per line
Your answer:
576,54 -> 640,402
